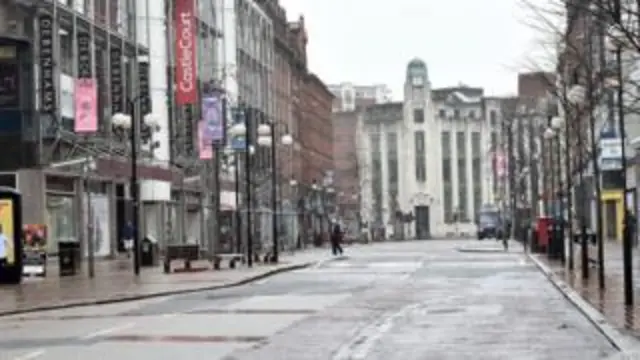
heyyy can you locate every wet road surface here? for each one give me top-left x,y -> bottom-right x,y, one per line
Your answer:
0,241 -> 622,359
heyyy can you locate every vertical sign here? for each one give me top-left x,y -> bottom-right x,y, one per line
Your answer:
38,14 -> 55,113
138,60 -> 151,116
174,0 -> 197,105
76,32 -> 92,79
75,32 -> 97,132
109,47 -> 123,115
201,93 -> 223,143
184,105 -> 195,154
198,121 -> 212,159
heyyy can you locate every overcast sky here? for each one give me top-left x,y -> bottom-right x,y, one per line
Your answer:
278,0 -> 552,99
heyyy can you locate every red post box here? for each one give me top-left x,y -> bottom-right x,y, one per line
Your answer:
536,217 -> 552,252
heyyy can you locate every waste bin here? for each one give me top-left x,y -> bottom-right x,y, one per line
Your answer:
141,235 -> 158,267
58,241 -> 80,276
548,219 -> 564,260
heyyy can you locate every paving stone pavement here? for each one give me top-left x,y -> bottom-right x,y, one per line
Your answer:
226,242 -> 619,360
532,240 -> 640,339
0,248 -> 330,315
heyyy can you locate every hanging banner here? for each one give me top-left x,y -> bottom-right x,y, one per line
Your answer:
198,121 -> 212,159
38,13 -> 55,113
494,150 -> 507,178
231,107 -> 246,150
109,46 -> 123,115
138,60 -> 151,115
174,0 -> 197,105
202,93 -> 224,143
76,32 -> 92,79
74,78 -> 98,132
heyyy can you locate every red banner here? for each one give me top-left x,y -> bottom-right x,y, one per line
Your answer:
174,0 -> 197,105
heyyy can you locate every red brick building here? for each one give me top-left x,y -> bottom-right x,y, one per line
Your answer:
299,73 -> 334,185
332,110 -> 360,215
288,17 -> 334,189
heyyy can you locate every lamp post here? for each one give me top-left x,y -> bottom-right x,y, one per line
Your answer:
227,118 -> 255,266
607,19 -> 633,305
83,158 -> 97,278
566,83 -> 590,280
111,110 -> 161,276
256,122 -> 293,263
544,116 -> 566,263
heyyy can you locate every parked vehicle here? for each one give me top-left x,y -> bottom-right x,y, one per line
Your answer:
476,208 -> 503,240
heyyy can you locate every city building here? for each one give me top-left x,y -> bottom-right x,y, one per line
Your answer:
329,82 -> 392,112
358,58 -> 498,239
332,110 -> 360,232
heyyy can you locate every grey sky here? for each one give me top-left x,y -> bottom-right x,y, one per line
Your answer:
278,0 -> 547,99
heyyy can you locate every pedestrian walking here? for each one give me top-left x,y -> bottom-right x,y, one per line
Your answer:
122,221 -> 134,258
330,223 -> 344,256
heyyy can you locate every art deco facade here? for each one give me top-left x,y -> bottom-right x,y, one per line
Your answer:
358,59 -> 498,239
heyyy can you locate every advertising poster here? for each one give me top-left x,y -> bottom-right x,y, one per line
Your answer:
0,199 -> 14,265
22,224 -> 47,276
83,193 -> 110,257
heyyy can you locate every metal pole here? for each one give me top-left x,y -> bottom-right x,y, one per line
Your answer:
565,100 -> 574,270
235,153 -> 241,253
212,145 -> 220,259
246,110 -> 253,267
86,172 -> 94,278
587,26 -> 605,288
130,99 -> 141,276
556,135 -> 565,263
270,124 -> 278,263
617,45 -> 633,305
577,114 -> 589,280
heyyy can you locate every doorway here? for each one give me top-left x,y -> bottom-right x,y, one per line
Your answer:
604,199 -> 618,240
414,206 -> 430,239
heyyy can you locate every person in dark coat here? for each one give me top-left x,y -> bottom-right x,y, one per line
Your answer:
330,223 -> 344,256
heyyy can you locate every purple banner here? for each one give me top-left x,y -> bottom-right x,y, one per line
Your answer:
201,93 -> 223,144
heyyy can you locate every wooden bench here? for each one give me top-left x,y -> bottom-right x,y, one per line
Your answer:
163,244 -> 200,273
212,253 -> 245,269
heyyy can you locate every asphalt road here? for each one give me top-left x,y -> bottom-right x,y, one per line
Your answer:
0,240 -> 622,359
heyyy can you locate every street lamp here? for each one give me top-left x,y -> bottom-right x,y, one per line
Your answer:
565,83 -> 592,280
227,117 -> 254,266
256,122 -> 293,263
606,8 -> 633,305
83,158 -> 97,278
111,110 -> 161,276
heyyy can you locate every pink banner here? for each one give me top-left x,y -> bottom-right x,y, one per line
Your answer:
198,121 -> 212,159
74,78 -> 98,133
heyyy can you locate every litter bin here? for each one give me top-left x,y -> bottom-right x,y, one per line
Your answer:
141,235 -> 158,267
58,241 -> 80,276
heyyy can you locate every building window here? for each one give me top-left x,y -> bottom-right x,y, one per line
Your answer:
439,109 -> 446,118
456,131 -> 467,221
415,131 -> 426,182
413,108 -> 424,123
441,131 -> 453,223
370,134 -> 383,224
468,110 -> 475,119
453,109 -> 460,119
490,110 -> 497,126
471,132 -> 482,217
387,132 -> 398,193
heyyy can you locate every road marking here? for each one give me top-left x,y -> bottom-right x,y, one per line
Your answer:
81,322 -> 136,340
13,350 -> 45,360
162,313 -> 178,318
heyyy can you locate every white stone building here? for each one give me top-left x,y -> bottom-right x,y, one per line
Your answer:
358,58 -> 499,239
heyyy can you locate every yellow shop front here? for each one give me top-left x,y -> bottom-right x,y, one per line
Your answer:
601,189 -> 623,241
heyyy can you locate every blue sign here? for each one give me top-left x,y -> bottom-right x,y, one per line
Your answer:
231,107 -> 246,150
